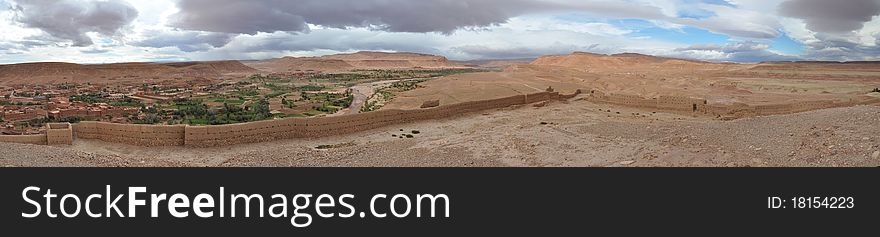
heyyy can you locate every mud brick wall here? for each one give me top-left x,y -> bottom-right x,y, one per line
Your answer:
183,93 -> 533,147
558,89 -> 582,100
0,134 -> 47,145
46,123 -> 73,145
585,91 -> 706,112
599,93 -> 648,107
695,98 -> 876,118
696,103 -> 754,118
1,88 -> 875,148
73,122 -> 186,146
656,95 -> 706,111
524,92 -> 557,104
583,87 -> 880,118
55,91 -> 560,147
0,124 -> 72,146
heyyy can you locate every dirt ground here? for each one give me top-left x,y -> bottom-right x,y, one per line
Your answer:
2,52 -> 879,167
2,99 -> 878,167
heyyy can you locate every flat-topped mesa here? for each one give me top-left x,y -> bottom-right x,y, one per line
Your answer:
163,60 -> 259,74
245,51 -> 469,73
249,58 -> 357,72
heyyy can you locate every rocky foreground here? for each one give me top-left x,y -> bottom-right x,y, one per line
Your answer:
1,100 -> 879,167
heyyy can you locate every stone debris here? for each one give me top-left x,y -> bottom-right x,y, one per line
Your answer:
420,100 -> 440,108
619,160 -> 636,165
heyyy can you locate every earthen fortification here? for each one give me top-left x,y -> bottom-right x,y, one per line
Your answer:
2,89 -> 878,148
582,89 -> 880,118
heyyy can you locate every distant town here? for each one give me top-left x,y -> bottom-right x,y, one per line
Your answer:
0,68 -> 483,135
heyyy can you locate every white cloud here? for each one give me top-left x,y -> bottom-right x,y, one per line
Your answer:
1,0 -> 879,63
506,17 -> 633,36
856,16 -> 880,46
8,0 -> 139,46
160,14 -> 686,61
676,3 -> 781,39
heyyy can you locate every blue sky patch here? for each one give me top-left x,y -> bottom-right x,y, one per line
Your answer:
622,20 -> 730,46
769,33 -> 806,55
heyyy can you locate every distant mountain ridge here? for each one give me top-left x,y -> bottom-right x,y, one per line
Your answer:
4,51 -> 879,86
0,60 -> 257,85
530,52 -> 709,69
0,51 -> 469,85
243,51 -> 469,73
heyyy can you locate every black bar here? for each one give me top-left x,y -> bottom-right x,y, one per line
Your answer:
0,168 -> 876,235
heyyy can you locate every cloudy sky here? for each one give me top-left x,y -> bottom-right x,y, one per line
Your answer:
1,0 -> 879,64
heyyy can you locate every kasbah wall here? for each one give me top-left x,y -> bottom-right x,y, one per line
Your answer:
1,88 -> 878,148
583,89 -> 880,118
71,90 -> 579,148
0,123 -> 71,145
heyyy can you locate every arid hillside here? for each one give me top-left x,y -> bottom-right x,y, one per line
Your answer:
728,61 -> 880,84
244,51 -> 468,73
454,58 -> 535,70
530,52 -> 716,71
385,51 -> 880,112
529,52 -> 880,81
750,61 -> 880,71
0,60 -> 258,85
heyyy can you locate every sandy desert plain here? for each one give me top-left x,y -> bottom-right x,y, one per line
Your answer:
1,51 -> 879,167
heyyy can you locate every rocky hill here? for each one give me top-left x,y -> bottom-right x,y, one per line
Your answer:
0,60 -> 257,85
530,52 -> 707,69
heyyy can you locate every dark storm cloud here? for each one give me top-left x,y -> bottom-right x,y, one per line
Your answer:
170,0 -> 552,34
778,0 -> 880,33
169,0 -> 783,39
170,0 -> 309,34
777,0 -> 880,61
9,0 -> 138,46
133,30 -> 234,52
221,31 -> 440,55
799,33 -> 880,61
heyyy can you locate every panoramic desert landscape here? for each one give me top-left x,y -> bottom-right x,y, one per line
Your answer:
1,51 -> 878,167
4,2 -> 880,236
2,0 -> 879,167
